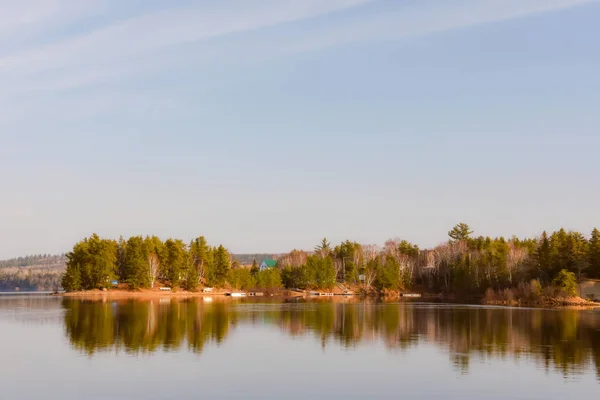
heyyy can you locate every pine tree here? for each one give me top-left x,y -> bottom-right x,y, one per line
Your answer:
536,232 -> 552,283
124,236 -> 149,289
190,236 -> 209,281
448,223 -> 474,242
164,239 -> 187,288
184,263 -> 199,291
314,238 -> 331,258
589,228 -> 600,278
213,245 -> 231,287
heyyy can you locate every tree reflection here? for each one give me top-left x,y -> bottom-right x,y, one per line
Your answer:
62,299 -> 600,378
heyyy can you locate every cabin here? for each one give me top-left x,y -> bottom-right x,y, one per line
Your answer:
259,259 -> 277,271
203,287 -> 213,293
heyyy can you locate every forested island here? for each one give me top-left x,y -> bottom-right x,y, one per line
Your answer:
59,224 -> 600,305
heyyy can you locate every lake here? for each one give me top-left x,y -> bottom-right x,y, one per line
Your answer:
0,294 -> 598,399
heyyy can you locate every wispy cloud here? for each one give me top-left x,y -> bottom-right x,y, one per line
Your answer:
0,0 -> 596,124
0,0 -> 373,76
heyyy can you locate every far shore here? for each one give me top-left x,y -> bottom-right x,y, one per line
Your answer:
57,288 -> 306,300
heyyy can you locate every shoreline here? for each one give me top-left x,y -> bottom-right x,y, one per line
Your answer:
53,289 -> 600,308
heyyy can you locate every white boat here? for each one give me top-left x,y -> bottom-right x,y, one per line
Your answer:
229,292 -> 246,297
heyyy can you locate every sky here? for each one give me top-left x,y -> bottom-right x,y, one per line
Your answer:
1,0 -> 599,258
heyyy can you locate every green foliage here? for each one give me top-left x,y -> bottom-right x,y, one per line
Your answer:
61,234 -> 118,291
314,238 -> 331,258
164,239 -> 188,288
183,263 -> 200,291
552,269 -> 578,296
374,255 -> 400,290
333,240 -> 362,283
61,263 -> 82,292
190,236 -> 210,281
55,226 -> 600,298
588,228 -> 600,278
536,232 -> 552,281
123,236 -> 150,289
255,268 -> 282,289
307,255 -> 336,289
206,245 -> 230,287
228,268 -> 255,290
280,251 -> 335,290
448,223 -> 474,242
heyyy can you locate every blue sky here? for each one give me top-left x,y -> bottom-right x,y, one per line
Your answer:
1,0 -> 599,258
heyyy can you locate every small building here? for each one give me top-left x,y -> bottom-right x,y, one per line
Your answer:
260,259 -> 277,271
203,287 -> 213,293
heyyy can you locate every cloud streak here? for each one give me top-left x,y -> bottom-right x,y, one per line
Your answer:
0,0 -> 597,124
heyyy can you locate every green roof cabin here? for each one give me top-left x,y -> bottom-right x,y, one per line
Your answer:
260,259 -> 277,271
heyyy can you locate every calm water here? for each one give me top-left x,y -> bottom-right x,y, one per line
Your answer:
0,295 -> 599,399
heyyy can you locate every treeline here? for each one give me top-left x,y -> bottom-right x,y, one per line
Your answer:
61,225 -> 600,296
0,254 -> 66,268
61,234 -> 279,292
277,224 -> 600,297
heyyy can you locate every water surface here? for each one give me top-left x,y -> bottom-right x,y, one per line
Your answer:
1,295 -> 598,399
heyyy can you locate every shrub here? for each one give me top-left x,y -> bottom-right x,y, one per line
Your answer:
227,268 -> 255,290
255,268 -> 283,290
484,288 -> 497,303
529,279 -> 542,298
503,288 -> 515,303
552,269 -> 578,297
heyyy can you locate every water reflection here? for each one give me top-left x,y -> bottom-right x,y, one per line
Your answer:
62,298 -> 600,378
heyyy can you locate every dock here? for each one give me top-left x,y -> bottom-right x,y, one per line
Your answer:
227,292 -> 246,297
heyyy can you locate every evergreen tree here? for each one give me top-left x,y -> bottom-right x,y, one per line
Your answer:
183,263 -> 199,291
212,245 -> 231,287
190,236 -> 210,281
124,236 -> 149,289
315,238 -> 331,258
203,247 -> 217,287
116,236 -> 127,281
536,232 -> 552,282
448,223 -> 473,242
164,239 -> 187,288
589,228 -> 600,278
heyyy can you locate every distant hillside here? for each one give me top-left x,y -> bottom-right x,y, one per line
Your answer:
0,254 -> 65,291
1,253 -> 282,268
231,254 -> 283,265
0,254 -> 66,269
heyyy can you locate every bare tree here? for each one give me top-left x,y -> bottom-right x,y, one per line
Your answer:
278,249 -> 308,268
363,262 -> 377,289
148,253 -> 160,289
362,244 -> 380,263
507,242 -> 528,285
